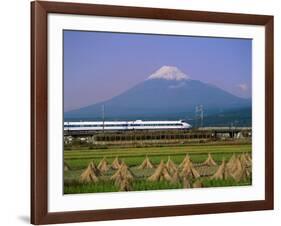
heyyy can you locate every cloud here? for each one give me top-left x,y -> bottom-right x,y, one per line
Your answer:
237,83 -> 248,92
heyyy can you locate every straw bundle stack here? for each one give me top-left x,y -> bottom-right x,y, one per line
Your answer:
138,156 -> 154,169
111,162 -> 134,191
212,155 -> 251,182
166,156 -> 177,174
245,153 -> 252,164
147,160 -> 172,182
111,156 -> 122,170
111,162 -> 134,182
230,158 -> 244,182
180,158 -> 200,179
98,157 -> 109,173
170,170 -> 180,184
240,153 -> 251,168
203,153 -> 217,166
226,154 -> 237,172
80,162 -> 100,183
119,179 -> 132,191
230,156 -> 250,182
211,159 -> 230,180
179,154 -> 191,168
182,177 -> 191,188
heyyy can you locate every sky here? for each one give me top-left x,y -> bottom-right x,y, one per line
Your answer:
64,30 -> 252,112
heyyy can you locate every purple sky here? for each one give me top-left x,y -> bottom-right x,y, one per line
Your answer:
64,30 -> 252,112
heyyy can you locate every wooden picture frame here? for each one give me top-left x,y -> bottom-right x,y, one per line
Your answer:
31,1 -> 274,224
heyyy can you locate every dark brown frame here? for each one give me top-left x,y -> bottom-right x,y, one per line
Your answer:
31,1 -> 274,224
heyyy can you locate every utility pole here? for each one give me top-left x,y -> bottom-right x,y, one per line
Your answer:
201,105 -> 204,128
102,104 -> 105,133
194,107 -> 197,128
195,105 -> 204,128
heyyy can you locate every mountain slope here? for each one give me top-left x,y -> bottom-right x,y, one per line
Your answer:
65,66 -> 251,121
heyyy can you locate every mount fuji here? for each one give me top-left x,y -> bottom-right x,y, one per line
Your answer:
65,66 -> 251,122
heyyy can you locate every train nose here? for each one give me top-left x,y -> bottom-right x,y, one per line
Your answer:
183,123 -> 191,128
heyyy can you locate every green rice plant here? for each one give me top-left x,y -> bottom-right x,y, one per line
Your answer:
64,180 -> 118,194
132,180 -> 182,191
201,178 -> 251,187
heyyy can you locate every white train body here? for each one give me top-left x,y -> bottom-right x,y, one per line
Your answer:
64,120 -> 191,131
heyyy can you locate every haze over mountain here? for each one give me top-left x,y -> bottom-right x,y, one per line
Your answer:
65,66 -> 251,124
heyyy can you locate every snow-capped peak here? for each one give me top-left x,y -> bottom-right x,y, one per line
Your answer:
147,66 -> 189,81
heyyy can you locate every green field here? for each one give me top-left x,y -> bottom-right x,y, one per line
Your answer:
64,143 -> 252,194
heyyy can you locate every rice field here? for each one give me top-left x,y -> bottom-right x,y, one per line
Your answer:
64,143 -> 252,194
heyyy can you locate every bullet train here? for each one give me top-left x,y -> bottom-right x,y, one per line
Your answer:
64,120 -> 192,131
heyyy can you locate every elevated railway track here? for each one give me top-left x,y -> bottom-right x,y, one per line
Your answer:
64,127 -> 252,143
